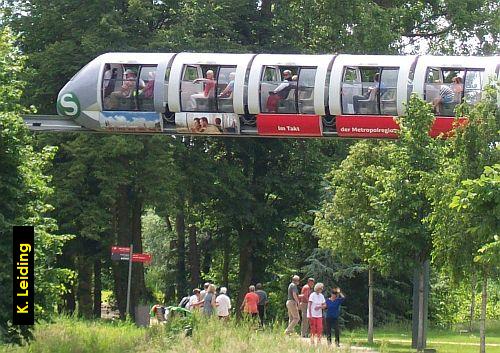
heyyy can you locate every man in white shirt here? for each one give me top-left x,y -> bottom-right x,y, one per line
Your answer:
216,287 -> 231,320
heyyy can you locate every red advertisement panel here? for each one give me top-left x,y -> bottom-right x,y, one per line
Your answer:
111,246 -> 131,255
257,114 -> 322,137
132,253 -> 152,263
337,115 -> 399,138
337,116 -> 467,139
430,117 -> 467,137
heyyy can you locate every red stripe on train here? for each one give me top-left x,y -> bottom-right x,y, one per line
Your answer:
337,115 -> 467,138
257,114 -> 323,137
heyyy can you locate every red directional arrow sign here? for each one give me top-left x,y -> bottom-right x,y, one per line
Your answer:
132,253 -> 152,264
111,246 -> 131,254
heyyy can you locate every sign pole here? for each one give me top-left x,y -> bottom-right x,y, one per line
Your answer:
126,243 -> 133,317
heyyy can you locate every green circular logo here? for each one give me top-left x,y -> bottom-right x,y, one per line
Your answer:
57,92 -> 81,117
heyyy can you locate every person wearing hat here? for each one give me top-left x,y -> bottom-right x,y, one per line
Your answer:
187,288 -> 203,311
266,70 -> 297,113
109,68 -> 145,109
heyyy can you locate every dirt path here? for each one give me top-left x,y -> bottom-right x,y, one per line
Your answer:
374,338 -> 500,347
299,337 -> 379,352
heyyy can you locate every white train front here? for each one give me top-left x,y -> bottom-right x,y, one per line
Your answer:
56,52 -> 499,138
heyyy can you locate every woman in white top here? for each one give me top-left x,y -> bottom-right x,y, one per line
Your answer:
308,282 -> 326,345
215,287 -> 231,320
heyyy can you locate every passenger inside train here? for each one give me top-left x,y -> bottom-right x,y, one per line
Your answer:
341,67 -> 397,116
265,69 -> 296,113
109,69 -> 145,110
432,76 -> 463,115
190,69 -> 216,110
425,68 -> 466,116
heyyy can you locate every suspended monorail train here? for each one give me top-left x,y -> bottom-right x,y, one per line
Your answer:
56,53 -> 499,138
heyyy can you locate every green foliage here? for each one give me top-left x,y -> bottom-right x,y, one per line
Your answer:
0,27 -> 72,344
430,83 -> 499,280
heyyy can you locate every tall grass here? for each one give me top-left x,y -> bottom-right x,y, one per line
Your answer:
3,315 -> 499,353
0,315 -> 370,353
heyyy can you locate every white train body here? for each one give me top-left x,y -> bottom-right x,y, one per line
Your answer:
57,52 -> 499,138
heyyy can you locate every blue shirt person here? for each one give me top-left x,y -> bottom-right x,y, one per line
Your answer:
325,288 -> 346,347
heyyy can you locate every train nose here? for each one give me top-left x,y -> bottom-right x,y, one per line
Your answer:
57,83 -> 82,118
56,58 -> 102,129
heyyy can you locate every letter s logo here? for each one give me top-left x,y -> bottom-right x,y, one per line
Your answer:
57,92 -> 80,117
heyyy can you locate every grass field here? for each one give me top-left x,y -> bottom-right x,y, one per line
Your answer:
1,316 -> 499,353
347,321 -> 500,353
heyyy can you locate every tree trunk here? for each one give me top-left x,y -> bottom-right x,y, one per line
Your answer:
222,231 -> 231,288
188,224 -> 200,288
63,286 -> 76,314
368,267 -> 374,344
479,274 -> 487,353
237,228 -> 253,316
76,256 -> 93,319
164,238 -> 177,302
175,208 -> 187,301
469,271 -> 477,332
417,266 -> 425,351
201,231 -> 213,277
93,258 -> 102,319
165,214 -> 173,232
130,192 -> 147,318
112,185 -> 131,319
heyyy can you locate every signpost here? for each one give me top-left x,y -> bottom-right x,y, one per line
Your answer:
110,245 -> 152,317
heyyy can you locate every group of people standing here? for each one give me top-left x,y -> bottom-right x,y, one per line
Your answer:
181,282 -> 268,325
183,283 -> 231,319
285,275 -> 345,347
154,276 -> 344,347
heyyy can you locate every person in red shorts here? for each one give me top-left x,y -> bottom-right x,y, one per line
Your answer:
307,282 -> 326,346
240,285 -> 260,319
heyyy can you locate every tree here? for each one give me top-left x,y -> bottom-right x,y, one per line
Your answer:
0,27 -> 71,344
451,165 -> 500,353
430,83 -> 499,353
315,140 -> 393,343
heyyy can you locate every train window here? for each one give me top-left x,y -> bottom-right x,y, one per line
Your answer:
260,66 -> 316,114
263,66 -> 279,82
102,64 -> 157,111
380,68 -> 398,116
298,68 -> 316,114
341,67 -> 399,115
137,66 -> 156,111
343,68 -> 358,82
464,70 -> 484,105
216,66 -> 236,113
424,67 -> 465,116
180,65 -> 236,113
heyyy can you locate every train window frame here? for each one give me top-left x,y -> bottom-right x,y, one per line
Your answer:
297,67 -> 317,114
340,66 -> 399,116
463,68 -> 484,106
102,64 -> 157,112
259,65 -> 317,114
179,64 -> 237,113
422,67 -> 486,116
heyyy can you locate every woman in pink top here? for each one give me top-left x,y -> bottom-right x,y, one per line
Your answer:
190,70 -> 216,109
240,285 -> 260,318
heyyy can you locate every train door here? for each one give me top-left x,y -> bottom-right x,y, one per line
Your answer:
180,65 -> 205,111
297,67 -> 317,114
259,66 -> 280,111
330,55 -> 416,138
340,67 -> 361,114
